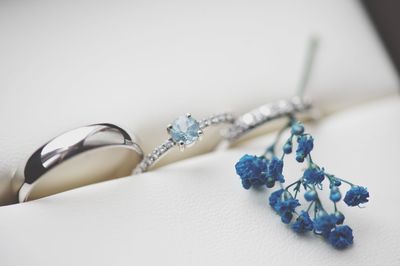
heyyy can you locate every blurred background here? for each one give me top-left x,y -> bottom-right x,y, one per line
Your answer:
0,1 -> 399,265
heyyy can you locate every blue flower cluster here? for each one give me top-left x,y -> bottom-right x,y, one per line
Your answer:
235,119 -> 369,249
235,155 -> 268,189
272,194 -> 300,224
235,154 -> 285,189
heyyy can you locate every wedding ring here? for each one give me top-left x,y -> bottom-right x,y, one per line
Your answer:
133,112 -> 235,174
223,96 -> 312,143
13,123 -> 143,202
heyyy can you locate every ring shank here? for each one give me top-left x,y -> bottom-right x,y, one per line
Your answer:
13,124 -> 143,203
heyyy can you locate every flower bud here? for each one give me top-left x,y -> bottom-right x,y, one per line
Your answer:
304,190 -> 317,201
334,211 -> 345,225
266,177 -> 275,188
291,123 -> 305,135
330,187 -> 341,202
283,142 -> 292,154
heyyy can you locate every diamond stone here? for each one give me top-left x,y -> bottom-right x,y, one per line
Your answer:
169,115 -> 200,145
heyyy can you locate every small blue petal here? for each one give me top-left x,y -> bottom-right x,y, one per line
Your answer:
303,168 -> 325,185
268,189 -> 284,208
292,211 -> 314,233
281,212 -> 293,224
241,179 -> 251,190
295,135 -> 314,162
266,156 -> 285,183
343,186 -> 369,206
273,198 -> 300,224
328,225 -> 354,249
314,213 -> 338,238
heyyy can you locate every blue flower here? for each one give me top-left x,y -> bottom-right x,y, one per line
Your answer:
266,156 -> 285,183
292,211 -> 314,233
280,211 -> 294,224
273,197 -> 300,224
329,186 -> 341,202
269,189 -> 284,208
343,186 -> 369,207
291,123 -> 305,135
235,155 -> 268,189
328,225 -> 354,249
314,213 -> 338,238
296,135 -> 314,162
303,168 -> 325,185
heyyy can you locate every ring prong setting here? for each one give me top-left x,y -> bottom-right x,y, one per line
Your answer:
178,141 -> 185,151
166,124 -> 173,133
197,130 -> 203,140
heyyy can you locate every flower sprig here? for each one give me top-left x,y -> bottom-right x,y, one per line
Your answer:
235,117 -> 369,249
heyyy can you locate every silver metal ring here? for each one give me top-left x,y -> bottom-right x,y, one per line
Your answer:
223,96 -> 312,142
12,123 -> 143,202
133,112 -> 235,174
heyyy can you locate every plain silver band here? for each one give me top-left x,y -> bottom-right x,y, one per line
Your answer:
223,96 -> 312,142
14,123 -> 143,202
133,113 -> 235,174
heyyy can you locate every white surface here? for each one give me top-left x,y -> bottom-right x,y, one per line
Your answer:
0,0 -> 399,265
0,96 -> 399,266
0,0 -> 398,203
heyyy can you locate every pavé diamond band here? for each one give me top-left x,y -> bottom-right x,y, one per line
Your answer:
133,112 -> 235,174
223,96 -> 312,143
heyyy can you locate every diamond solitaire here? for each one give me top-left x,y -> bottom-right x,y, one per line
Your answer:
168,114 -> 202,147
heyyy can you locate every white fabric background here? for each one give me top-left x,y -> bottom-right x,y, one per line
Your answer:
0,97 -> 399,266
0,0 -> 399,265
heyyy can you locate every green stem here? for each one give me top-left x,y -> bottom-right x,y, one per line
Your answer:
335,177 -> 354,187
323,175 -> 337,190
297,36 -> 319,99
307,201 -> 315,212
312,185 -> 326,213
306,154 -> 315,167
285,180 -> 301,191
314,202 -> 318,219
263,119 -> 292,157
294,184 -> 301,198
